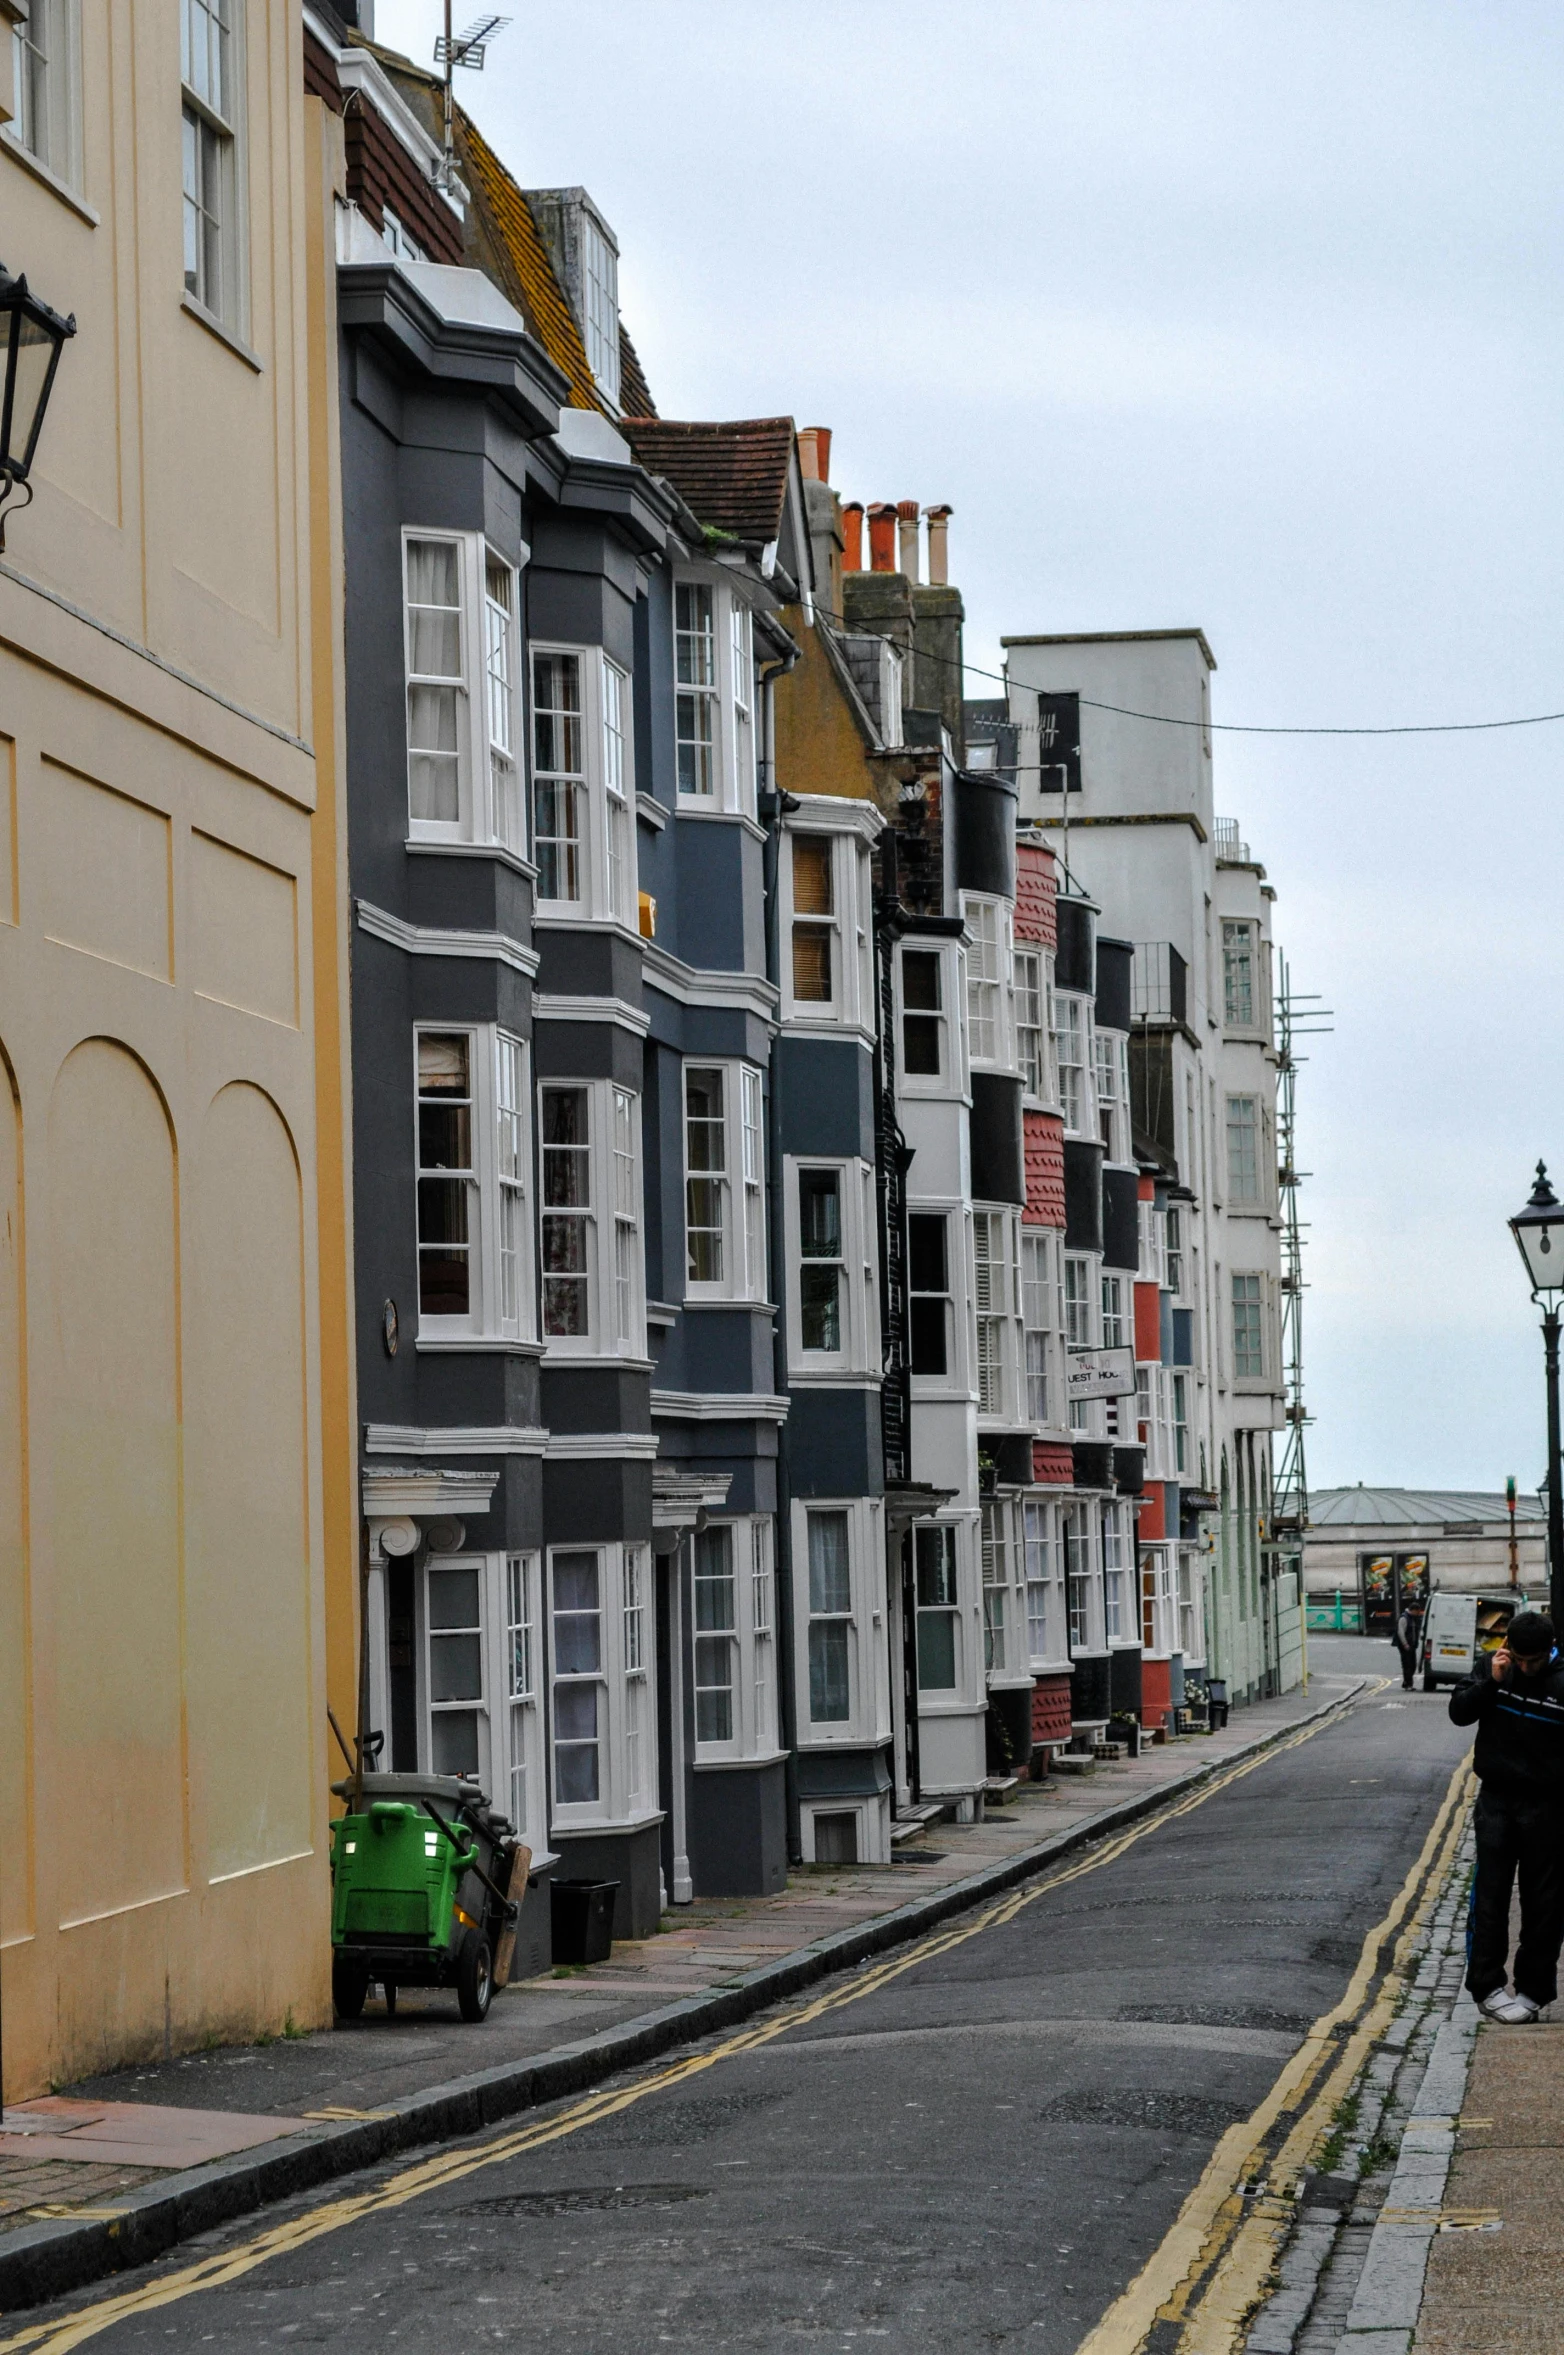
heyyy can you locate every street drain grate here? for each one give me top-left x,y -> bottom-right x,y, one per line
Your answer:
570,2089 -> 784,2149
1117,2003 -> 1313,2034
449,2184 -> 710,2219
894,1849 -> 949,1863
1035,2091 -> 1249,2137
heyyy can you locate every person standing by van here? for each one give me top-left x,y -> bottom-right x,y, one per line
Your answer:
1392,1598 -> 1424,1691
1449,1609 -> 1564,2023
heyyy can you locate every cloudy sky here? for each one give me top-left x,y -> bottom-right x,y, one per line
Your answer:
380,0 -> 1564,1495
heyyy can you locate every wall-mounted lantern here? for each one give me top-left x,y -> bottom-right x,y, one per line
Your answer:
0,260 -> 76,551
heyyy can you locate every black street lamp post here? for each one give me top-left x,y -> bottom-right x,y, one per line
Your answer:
1509,1163 -> 1564,1630
0,259 -> 76,550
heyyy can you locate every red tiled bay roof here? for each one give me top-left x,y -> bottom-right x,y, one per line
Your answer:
619,417 -> 794,544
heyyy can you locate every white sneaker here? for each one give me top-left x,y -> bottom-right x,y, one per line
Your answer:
1491,1994 -> 1540,2025
1479,1988 -> 1514,2019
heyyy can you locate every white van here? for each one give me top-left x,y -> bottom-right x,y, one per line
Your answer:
1419,1592 -> 1521,1692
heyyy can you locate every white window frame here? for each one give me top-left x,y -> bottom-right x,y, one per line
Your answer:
1022,1229 -> 1059,1429
673,571 -> 760,818
1065,1500 -> 1105,1655
411,1549 -> 551,1860
793,1496 -> 889,1747
1102,1501 -> 1132,1645
181,0 -> 246,334
539,1077 -> 644,1361
784,1155 -> 877,1380
1177,1545 -> 1204,1663
1054,991 -> 1094,1139
1100,1269 -> 1128,1352
962,894 -> 1014,1072
1222,919 -> 1257,1029
981,1498 -> 1029,1687
909,1205 -> 957,1389
580,206 -> 621,409
1024,1496 -> 1068,1672
692,1515 -> 780,1765
683,1059 -> 767,1303
1226,1093 -> 1262,1206
1141,1542 -> 1175,1657
530,640 -> 635,923
897,939 -> 954,1091
1232,1270 -> 1265,1381
914,1521 -> 964,1699
973,1205 -> 1022,1424
414,1024 -> 534,1344
404,532 -> 526,853
547,1542 -> 657,1833
1014,945 -> 1054,1104
7,0 -> 82,189
781,801 -> 879,1036
1096,1029 -> 1131,1164
504,1551 -> 544,1852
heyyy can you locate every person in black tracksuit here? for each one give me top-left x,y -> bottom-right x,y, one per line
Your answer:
1448,1608 -> 1564,2022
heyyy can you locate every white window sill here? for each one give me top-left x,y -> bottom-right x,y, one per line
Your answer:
636,793 -> 668,831
533,910 -> 643,941
693,1748 -> 789,1774
676,800 -> 764,844
415,1334 -> 543,1356
1,130 -> 100,224
683,1294 -> 774,1312
551,1806 -> 666,1838
786,1366 -> 881,1389
539,1346 -> 656,1373
181,292 -> 264,373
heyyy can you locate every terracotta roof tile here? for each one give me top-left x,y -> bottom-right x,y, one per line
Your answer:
619,417 -> 794,545
455,113 -> 601,410
619,325 -> 657,420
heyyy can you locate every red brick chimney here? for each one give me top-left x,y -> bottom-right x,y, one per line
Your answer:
842,502 -> 864,571
797,427 -> 832,483
867,502 -> 898,572
897,501 -> 921,581
924,505 -> 952,585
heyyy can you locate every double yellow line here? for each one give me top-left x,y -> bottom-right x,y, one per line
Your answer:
1075,1743 -> 1474,2354
0,1682 -> 1412,2355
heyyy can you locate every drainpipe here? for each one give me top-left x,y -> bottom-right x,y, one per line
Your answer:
757,636 -> 803,1863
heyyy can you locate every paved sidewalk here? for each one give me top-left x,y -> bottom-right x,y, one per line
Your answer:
0,1671 -> 1368,2310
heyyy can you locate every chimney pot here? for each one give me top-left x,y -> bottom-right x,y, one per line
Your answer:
896,500 -> 921,582
842,502 -> 864,572
798,427 -> 832,483
867,502 -> 898,573
923,505 -> 952,586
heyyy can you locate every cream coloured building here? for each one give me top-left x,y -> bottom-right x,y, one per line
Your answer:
0,0 -> 356,2095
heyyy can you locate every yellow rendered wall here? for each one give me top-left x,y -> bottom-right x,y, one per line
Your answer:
0,3 -> 348,2097
773,611 -> 884,806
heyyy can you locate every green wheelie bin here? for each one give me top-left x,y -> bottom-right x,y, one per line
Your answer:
329,1772 -> 529,2023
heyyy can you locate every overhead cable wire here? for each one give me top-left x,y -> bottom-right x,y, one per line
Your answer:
811,597 -> 1564,738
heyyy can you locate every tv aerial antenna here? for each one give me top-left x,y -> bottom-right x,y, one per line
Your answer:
433,8 -> 511,187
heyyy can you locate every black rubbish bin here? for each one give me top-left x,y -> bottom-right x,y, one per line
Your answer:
551,1878 -> 619,1966
1206,1677 -> 1229,1731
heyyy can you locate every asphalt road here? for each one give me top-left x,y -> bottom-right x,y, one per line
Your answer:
19,1649 -> 1471,2355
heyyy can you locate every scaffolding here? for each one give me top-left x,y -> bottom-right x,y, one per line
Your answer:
1270,954 -> 1331,1540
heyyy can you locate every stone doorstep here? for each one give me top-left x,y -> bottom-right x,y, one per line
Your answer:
0,1678 -> 1360,2316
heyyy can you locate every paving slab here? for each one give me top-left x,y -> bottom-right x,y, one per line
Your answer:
1414,2021 -> 1564,2352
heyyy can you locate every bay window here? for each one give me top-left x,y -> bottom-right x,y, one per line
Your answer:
909,1211 -> 952,1379
787,1158 -> 877,1377
1141,1544 -> 1175,1654
1178,1547 -> 1203,1660
580,207 -> 621,407
674,574 -> 761,815
915,1524 -> 961,1693
1102,1502 -> 1131,1644
405,533 -> 524,851
1222,920 -> 1257,1028
1054,994 -> 1092,1136
1232,1271 -> 1265,1379
415,1026 -> 532,1342
806,1509 -> 853,1724
505,1552 -> 542,1848
1065,1501 -> 1104,1653
548,1544 -> 656,1829
974,1209 -> 1020,1420
981,1501 -> 1010,1674
1101,1270 -> 1127,1351
684,1061 -> 766,1301
1015,948 -> 1050,1100
540,1080 -> 643,1356
783,809 -> 877,1031
416,1550 -> 546,1853
900,946 -> 947,1082
532,643 -> 636,921
964,896 -> 1009,1067
1025,1498 -> 1067,1668
692,1517 -> 778,1761
1022,1230 -> 1057,1425
1096,1032 -> 1130,1162
1226,1094 -> 1261,1205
